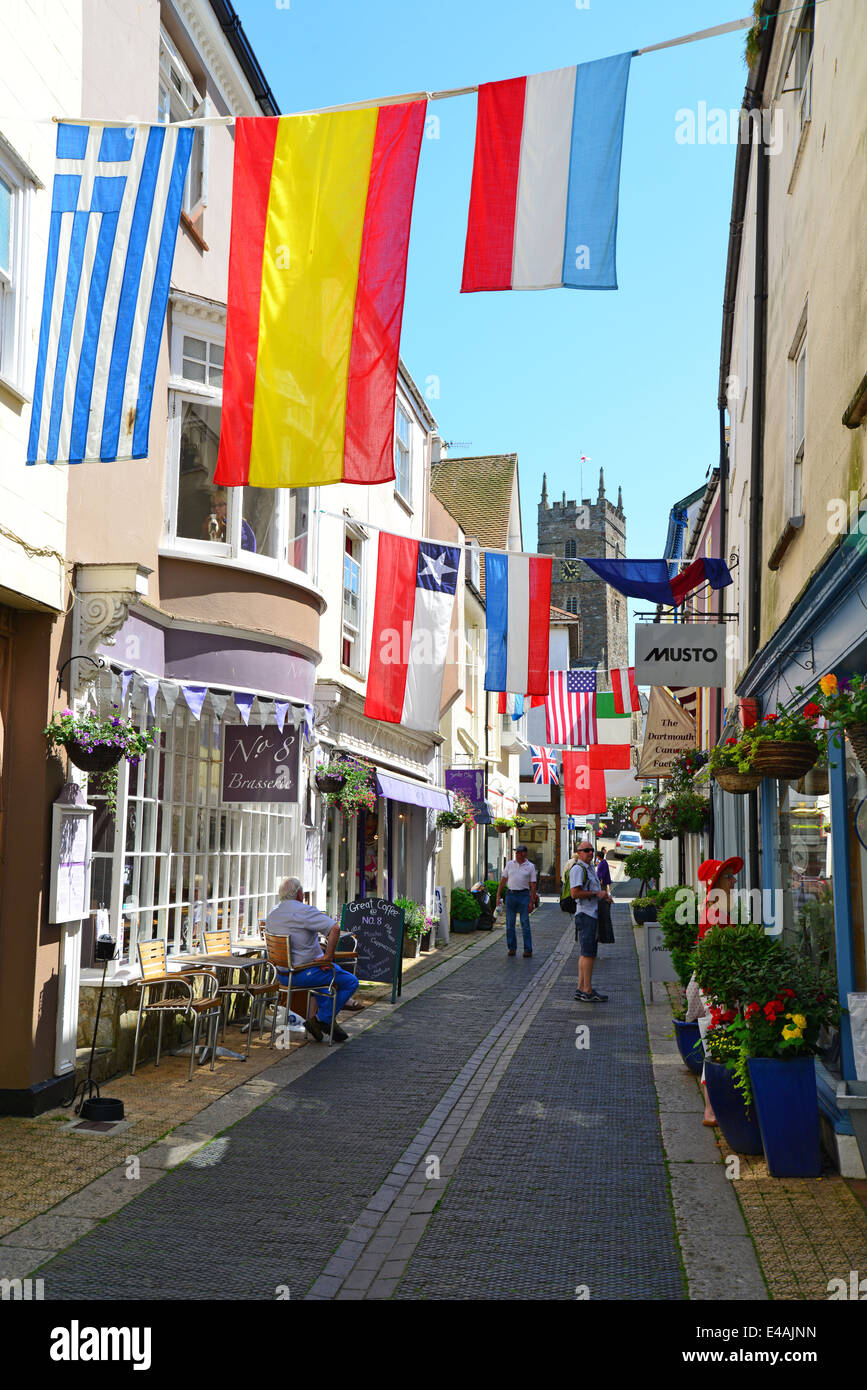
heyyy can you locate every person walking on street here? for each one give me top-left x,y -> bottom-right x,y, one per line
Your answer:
571,840 -> 613,1002
496,845 -> 537,957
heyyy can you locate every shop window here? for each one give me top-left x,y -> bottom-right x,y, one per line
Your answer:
88,679 -> 302,963
158,28 -> 209,220
776,776 -> 838,1072
394,403 -> 412,505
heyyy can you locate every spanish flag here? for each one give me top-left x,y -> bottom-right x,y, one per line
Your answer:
215,103 -> 426,489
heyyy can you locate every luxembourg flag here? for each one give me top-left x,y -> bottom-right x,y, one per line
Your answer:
461,53 -> 631,293
364,533 -> 461,733
484,553 -> 552,696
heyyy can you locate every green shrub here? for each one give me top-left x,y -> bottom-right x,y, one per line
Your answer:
484,880 -> 500,899
394,896 -> 426,940
657,886 -> 699,986
451,887 -> 482,922
623,845 -> 661,893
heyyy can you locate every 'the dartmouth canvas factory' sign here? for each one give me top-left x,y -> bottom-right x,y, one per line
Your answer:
222,727 -> 300,803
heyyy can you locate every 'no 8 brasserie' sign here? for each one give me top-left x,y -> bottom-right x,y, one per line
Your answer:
221,727 -> 300,804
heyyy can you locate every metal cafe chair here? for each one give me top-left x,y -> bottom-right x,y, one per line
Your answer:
202,929 -> 279,1059
265,931 -> 339,1046
131,940 -> 222,1081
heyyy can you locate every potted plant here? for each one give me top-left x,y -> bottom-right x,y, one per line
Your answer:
420,912 -> 438,952
450,886 -> 482,933
703,1023 -> 764,1155
318,757 -> 377,817
492,817 -> 514,833
623,844 -> 661,897
708,738 -> 762,794
816,672 -> 867,774
656,887 -> 703,1072
436,792 -> 476,831
723,943 -> 839,1177
737,701 -> 824,781
667,787 -> 709,835
395,896 -> 426,957
631,894 -> 658,925
44,706 -> 158,818
315,757 -> 346,795
647,806 -> 675,840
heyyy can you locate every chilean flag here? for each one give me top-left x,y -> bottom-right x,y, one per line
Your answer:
484,552 -> 552,696
582,557 -> 733,605
461,54 -> 631,293
364,534 -> 460,732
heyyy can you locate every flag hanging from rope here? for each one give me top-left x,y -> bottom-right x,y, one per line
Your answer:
364,533 -> 460,732
582,557 -> 732,604
484,552 -> 552,695
461,53 -> 631,293
546,669 -> 597,746
215,103 -> 426,489
609,666 -> 641,713
561,753 -> 607,814
27,122 -> 193,465
530,745 -> 559,785
498,692 -> 525,719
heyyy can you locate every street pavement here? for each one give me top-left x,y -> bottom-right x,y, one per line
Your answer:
37,900 -> 684,1301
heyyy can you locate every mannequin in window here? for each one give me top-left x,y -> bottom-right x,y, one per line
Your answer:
203,490 -> 257,552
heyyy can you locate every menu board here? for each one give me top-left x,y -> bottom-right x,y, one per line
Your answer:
340,898 -> 405,1003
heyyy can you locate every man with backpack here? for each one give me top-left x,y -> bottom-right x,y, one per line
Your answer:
570,840 -> 613,1003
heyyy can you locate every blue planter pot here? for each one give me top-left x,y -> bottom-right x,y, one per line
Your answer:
673,1019 -> 704,1075
747,1056 -> 822,1178
703,1060 -> 763,1155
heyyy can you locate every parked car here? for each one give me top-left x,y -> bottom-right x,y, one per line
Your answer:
613,830 -> 645,858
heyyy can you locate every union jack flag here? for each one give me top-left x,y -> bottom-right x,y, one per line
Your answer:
530,745 -> 559,785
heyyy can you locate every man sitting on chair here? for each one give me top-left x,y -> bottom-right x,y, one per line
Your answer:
266,878 -> 358,1043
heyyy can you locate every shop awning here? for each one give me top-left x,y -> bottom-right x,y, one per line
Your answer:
376,770 -> 451,811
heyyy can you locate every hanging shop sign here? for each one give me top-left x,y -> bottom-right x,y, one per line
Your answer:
221,726 -> 300,803
634,622 -> 726,689
636,685 -> 696,779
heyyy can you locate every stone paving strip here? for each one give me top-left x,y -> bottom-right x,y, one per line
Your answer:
634,925 -> 768,1301
305,922 -> 577,1300
0,923 -> 507,1285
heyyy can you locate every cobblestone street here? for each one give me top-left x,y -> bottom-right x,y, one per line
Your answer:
34,902 -> 684,1302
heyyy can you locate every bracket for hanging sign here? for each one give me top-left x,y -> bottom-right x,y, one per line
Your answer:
56,654 -> 105,700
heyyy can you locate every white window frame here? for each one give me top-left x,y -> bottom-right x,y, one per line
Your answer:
342,524 -> 366,676
784,2 -> 814,187
394,401 -> 412,506
158,27 -> 209,220
787,308 -> 808,522
0,139 -> 34,395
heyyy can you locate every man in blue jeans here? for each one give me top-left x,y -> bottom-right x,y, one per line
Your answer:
265,878 -> 358,1042
495,845 -> 537,957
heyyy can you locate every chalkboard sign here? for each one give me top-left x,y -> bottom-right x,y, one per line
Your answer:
340,898 -> 405,1003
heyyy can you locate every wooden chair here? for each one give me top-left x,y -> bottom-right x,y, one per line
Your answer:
131,940 -> 222,1081
203,929 -> 279,1059
265,931 -> 339,1045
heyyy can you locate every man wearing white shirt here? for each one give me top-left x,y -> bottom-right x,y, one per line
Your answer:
495,846 -> 537,958
266,878 -> 358,1042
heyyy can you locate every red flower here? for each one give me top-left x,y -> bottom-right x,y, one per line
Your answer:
803,702 -> 821,721
744,1003 -> 760,1020
720,1009 -> 737,1024
782,988 -> 795,999
725,738 -> 737,746
764,713 -> 778,722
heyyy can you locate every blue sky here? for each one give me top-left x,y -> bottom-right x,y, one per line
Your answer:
239,0 -> 748,563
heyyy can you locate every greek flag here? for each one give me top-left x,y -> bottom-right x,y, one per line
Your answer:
27,122 -> 193,465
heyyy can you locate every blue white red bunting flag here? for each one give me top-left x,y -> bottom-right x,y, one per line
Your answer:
364,533 -> 460,732
484,552 -> 552,695
27,122 -> 193,465
530,745 -> 559,785
582,557 -> 732,604
498,692 -> 525,719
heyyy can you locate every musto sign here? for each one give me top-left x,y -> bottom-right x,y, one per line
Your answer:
222,727 -> 300,803
634,622 -> 726,688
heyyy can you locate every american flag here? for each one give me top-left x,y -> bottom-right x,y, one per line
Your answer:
530,745 -> 559,785
546,669 -> 597,746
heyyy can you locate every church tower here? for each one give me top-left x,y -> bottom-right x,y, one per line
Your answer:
537,465 -> 628,679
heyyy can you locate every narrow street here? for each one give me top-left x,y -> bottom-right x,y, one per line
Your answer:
36,901 -> 683,1302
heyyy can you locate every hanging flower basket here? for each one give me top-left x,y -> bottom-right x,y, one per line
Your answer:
713,769 -> 763,795
845,724 -> 867,777
492,817 -> 514,833
750,739 -> 818,780
436,792 -> 476,831
65,739 -> 126,774
437,810 -> 465,830
315,769 -> 346,795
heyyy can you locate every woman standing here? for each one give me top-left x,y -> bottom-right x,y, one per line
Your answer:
688,856 -> 744,1124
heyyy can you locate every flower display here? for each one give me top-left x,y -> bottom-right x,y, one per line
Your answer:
318,756 -> 377,816
436,792 -> 476,830
44,706 -> 159,818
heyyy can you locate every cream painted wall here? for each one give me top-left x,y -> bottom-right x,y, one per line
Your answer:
0,0 -> 82,611
758,0 -> 867,640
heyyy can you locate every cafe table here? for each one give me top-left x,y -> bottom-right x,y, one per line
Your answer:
169,952 -> 270,1064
